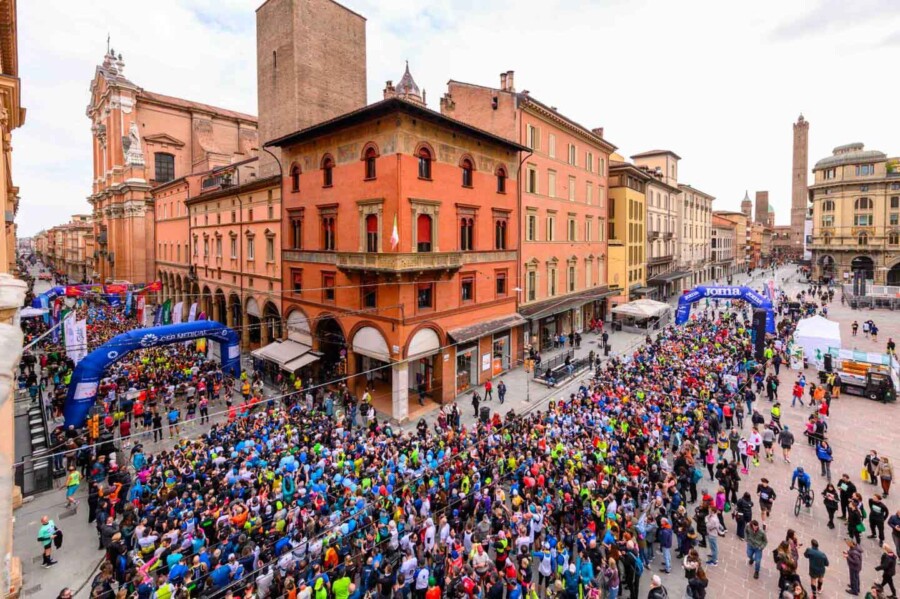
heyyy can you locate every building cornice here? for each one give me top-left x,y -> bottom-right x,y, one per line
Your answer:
520,99 -> 617,153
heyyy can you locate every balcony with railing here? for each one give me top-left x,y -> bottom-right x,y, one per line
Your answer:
284,250 -> 466,273
201,171 -> 236,191
647,254 -> 674,266
647,230 -> 660,241
663,232 -> 673,240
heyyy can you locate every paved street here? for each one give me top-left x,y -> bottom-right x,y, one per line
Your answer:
14,266 -> 900,598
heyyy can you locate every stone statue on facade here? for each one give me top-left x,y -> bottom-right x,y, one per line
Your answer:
123,121 -> 145,167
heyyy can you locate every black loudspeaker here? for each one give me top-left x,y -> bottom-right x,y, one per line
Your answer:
824,353 -> 833,373
752,309 -> 767,362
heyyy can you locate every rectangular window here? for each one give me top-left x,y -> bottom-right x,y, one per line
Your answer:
548,170 -> 557,198
854,214 -> 873,226
322,217 -> 336,251
361,278 -> 377,308
892,196 -> 900,209
856,164 -> 874,176
568,217 -> 576,241
526,214 -> 537,241
821,215 -> 834,227
568,144 -> 576,165
548,268 -> 557,297
365,214 -> 379,252
154,153 -> 175,183
600,157 -> 606,176
568,265 -> 576,292
527,166 -> 538,194
586,183 -> 592,205
248,208 -> 254,221
891,213 -> 899,227
495,271 -> 507,297
568,176 -> 576,201
177,245 -> 181,262
585,219 -> 592,242
291,269 -> 303,295
203,239 -> 209,257
417,283 -> 434,310
585,262 -> 592,288
547,215 -> 556,241
268,205 -> 274,220
548,134 -> 556,158
266,237 -> 275,262
460,276 -> 474,303
230,237 -> 237,259
247,237 -> 255,260
527,125 -> 540,151
527,270 -> 537,301
322,273 -> 335,302
586,152 -> 593,172
290,216 -> 303,249
824,168 -> 836,180
216,238 -> 222,257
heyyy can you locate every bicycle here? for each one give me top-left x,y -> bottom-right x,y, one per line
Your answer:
793,486 -> 814,516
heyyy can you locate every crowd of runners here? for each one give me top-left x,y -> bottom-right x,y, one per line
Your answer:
21,267 -> 899,599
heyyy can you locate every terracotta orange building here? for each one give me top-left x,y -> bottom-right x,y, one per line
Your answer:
86,48 -> 258,283
268,70 -> 526,422
440,72 -> 616,350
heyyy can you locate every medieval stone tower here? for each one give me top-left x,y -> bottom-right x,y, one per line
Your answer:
741,191 -> 752,220
791,115 -> 809,253
256,0 -> 368,176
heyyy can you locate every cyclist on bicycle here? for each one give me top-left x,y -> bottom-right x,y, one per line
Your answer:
790,466 -> 812,504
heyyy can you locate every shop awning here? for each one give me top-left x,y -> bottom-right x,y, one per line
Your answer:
408,327 -> 441,360
283,352 -> 321,372
448,314 -> 528,344
632,286 -> 657,296
611,298 -> 672,319
518,287 -> 614,321
250,339 -> 312,366
648,270 -> 691,284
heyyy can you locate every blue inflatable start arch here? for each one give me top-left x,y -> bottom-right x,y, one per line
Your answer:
64,320 -> 241,427
675,286 -> 775,333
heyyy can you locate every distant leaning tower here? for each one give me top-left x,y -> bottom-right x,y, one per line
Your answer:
791,115 -> 809,257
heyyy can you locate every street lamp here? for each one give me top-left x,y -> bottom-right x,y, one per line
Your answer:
513,286 -> 531,402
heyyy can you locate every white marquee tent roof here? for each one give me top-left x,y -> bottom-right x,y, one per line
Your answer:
611,298 -> 671,319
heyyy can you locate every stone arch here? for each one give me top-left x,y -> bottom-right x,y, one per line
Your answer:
360,141 -> 380,160
201,285 -> 213,318
263,300 -> 281,344
403,322 -> 444,360
245,296 -> 262,347
214,288 -> 227,325
458,152 -> 477,170
228,292 -> 243,331
414,141 -> 435,159
314,312 -> 347,373
285,308 -> 312,345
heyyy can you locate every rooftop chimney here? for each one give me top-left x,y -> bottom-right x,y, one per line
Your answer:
506,70 -> 515,92
592,127 -> 604,138
500,72 -> 508,90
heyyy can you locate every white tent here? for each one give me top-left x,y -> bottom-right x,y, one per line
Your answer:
794,315 -> 842,364
611,298 -> 671,320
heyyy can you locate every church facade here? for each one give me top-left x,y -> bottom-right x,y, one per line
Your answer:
86,48 -> 258,283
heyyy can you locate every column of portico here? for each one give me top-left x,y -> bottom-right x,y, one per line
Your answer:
391,362 -> 409,424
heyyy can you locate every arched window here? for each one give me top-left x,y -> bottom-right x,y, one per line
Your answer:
496,167 -> 507,193
417,147 -> 432,179
494,219 -> 507,250
855,197 -> 873,210
290,165 -> 301,192
461,158 -> 474,187
364,147 -> 377,180
460,217 -> 474,251
417,214 -> 433,252
822,233 -> 832,246
365,214 -> 378,253
322,155 -> 335,187
858,233 -> 868,246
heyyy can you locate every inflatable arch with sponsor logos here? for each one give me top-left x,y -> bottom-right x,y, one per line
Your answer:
63,320 -> 241,427
675,286 -> 775,333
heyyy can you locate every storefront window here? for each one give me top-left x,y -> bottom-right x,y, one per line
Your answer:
456,344 -> 478,394
492,332 -> 510,375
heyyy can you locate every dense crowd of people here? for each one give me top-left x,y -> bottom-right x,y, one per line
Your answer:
21,263 -> 897,599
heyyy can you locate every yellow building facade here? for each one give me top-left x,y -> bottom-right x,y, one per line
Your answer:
608,159 -> 649,303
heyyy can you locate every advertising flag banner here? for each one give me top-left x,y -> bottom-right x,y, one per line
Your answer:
63,314 -> 79,361
125,291 -> 133,316
173,301 -> 183,324
188,303 -> 198,323
153,305 -> 163,326
136,295 -> 146,324
162,299 -> 172,325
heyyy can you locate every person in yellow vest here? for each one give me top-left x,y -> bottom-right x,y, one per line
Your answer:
64,466 -> 81,509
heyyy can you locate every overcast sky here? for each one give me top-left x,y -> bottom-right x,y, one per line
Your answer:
15,0 -> 900,237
